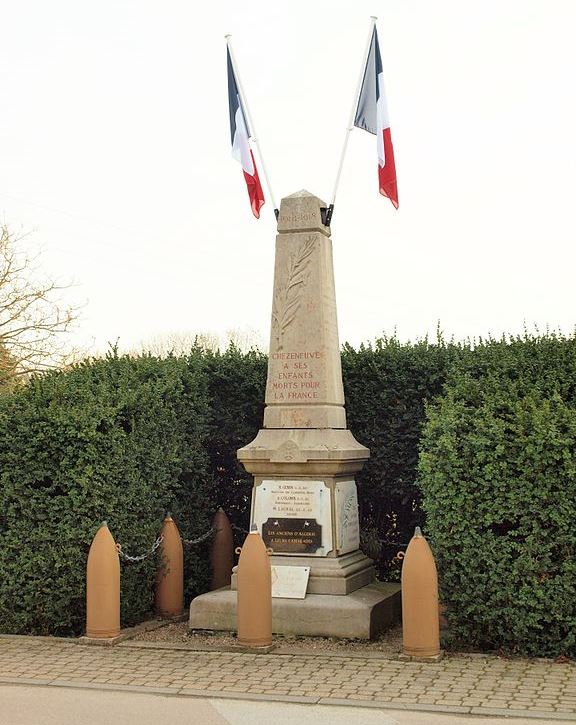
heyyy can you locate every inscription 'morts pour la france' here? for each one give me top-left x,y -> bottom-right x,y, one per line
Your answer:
262,517 -> 322,554
270,350 -> 324,401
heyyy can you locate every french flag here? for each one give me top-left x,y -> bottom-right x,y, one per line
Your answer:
227,48 -> 265,219
354,27 -> 398,209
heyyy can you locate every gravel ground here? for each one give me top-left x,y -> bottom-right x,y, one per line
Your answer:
131,620 -> 404,657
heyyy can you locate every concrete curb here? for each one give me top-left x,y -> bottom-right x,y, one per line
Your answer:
50,681 -> 180,696
0,635 -> 79,645
0,616 -> 187,648
2,629 -> 555,665
2,630 -> 532,664
178,689 -> 319,704
117,637 -> 492,664
118,639 -> 407,660
1,677 -> 575,721
78,616 -> 187,646
469,706 -> 576,721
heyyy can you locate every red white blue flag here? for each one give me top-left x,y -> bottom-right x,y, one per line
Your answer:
227,48 -> 265,219
354,27 -> 398,209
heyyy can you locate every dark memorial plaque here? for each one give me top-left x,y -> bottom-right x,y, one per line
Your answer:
262,517 -> 322,554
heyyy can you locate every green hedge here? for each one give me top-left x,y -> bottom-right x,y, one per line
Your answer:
418,334 -> 576,656
2,333 -> 575,656
0,350 -> 212,636
341,335 -> 459,576
200,337 -> 456,576
202,346 -> 267,531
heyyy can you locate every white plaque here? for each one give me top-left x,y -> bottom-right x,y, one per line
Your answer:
252,479 -> 333,556
271,565 -> 310,599
335,480 -> 360,555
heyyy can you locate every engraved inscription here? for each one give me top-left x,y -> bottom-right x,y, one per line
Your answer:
262,517 -> 322,554
335,480 -> 360,555
278,211 -> 317,225
270,349 -> 324,401
252,480 -> 333,557
267,480 -> 319,516
271,565 -> 310,599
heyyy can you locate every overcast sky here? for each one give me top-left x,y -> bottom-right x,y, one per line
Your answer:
1,0 -> 575,354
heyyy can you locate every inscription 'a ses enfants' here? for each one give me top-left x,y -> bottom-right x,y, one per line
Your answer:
271,350 -> 324,401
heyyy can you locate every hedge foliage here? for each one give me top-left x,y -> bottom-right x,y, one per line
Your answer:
341,335 -> 458,576
0,337 -> 448,637
418,333 -> 576,657
202,347 -> 267,526
0,350 -> 213,636
1,332 -> 575,657
201,338 -> 456,573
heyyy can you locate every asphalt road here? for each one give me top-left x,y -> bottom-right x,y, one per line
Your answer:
0,685 -> 563,725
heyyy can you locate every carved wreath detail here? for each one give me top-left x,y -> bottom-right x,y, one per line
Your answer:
272,234 -> 316,351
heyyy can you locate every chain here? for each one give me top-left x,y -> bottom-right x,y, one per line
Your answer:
231,522 -> 250,535
116,534 -> 164,564
182,526 -> 218,547
228,522 -> 431,546
182,521 -> 250,544
114,524 -> 429,562
380,537 -> 438,548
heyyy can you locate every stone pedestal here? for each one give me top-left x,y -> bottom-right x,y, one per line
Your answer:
189,191 -> 398,639
190,582 -> 401,640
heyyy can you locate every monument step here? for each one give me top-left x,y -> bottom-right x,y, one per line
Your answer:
189,582 -> 401,640
231,550 -> 376,595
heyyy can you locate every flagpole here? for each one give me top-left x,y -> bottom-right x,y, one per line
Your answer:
326,16 -> 377,226
225,35 -> 279,219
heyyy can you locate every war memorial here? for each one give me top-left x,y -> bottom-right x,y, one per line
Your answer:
1,12 -> 575,725
190,190 -> 400,639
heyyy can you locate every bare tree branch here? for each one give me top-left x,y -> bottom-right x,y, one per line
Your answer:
133,326 -> 265,357
0,225 -> 83,384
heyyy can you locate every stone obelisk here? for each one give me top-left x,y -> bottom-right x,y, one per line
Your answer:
190,191 -> 400,638
237,189 -> 375,595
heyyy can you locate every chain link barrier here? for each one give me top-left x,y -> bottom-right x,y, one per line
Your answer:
380,535 -> 437,548
378,535 -> 439,566
229,524 -> 430,547
116,534 -> 164,564
230,525 -> 420,548
114,523 -> 430,563
231,522 -> 250,536
182,526 -> 219,547
115,522 -> 228,562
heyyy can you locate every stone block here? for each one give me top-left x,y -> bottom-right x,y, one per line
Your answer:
231,550 -> 376,595
189,582 -> 400,640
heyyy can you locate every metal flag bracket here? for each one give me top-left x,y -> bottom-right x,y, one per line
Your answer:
320,204 -> 335,227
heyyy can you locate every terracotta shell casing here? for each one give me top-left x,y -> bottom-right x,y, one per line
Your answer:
401,529 -> 440,658
155,516 -> 184,618
236,531 -> 272,647
210,508 -> 234,590
86,523 -> 120,638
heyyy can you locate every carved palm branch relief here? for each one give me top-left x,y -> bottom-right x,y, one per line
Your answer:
272,234 -> 316,351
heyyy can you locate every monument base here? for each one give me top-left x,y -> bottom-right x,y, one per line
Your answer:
230,550 -> 375,595
189,582 -> 401,640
